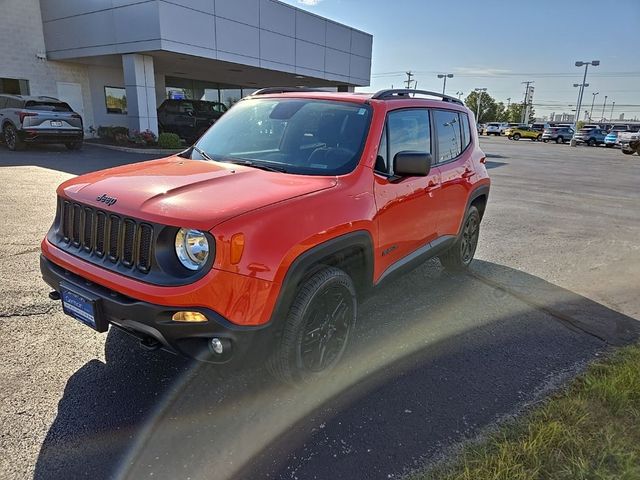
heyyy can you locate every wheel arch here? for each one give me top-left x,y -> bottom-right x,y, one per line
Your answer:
268,230 -> 375,326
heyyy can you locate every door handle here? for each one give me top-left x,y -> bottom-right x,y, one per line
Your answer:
425,181 -> 440,193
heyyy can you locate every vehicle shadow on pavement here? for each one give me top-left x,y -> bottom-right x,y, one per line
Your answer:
0,144 -> 160,176
33,260 -> 640,480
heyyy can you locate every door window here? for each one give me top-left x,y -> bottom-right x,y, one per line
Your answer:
386,109 -> 431,175
433,109 -> 463,163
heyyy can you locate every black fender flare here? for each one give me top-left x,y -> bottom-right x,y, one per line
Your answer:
268,230 -> 375,327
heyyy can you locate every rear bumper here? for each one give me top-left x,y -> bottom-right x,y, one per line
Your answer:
19,129 -> 83,144
40,255 -> 275,364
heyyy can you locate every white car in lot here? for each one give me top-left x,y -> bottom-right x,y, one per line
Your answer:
484,122 -> 508,136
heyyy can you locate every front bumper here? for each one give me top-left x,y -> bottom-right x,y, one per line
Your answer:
40,255 -> 274,364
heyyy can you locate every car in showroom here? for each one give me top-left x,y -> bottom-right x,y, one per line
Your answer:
541,126 -> 574,144
40,87 -> 490,382
157,98 -> 228,143
505,124 -> 541,141
0,94 -> 83,150
573,127 -> 607,146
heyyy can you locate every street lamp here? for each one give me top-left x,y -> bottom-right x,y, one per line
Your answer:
590,92 -> 599,121
573,60 -> 600,132
437,73 -> 454,95
573,83 -> 589,123
601,95 -> 608,121
610,101 -> 615,122
474,87 -> 487,123
455,91 -> 463,99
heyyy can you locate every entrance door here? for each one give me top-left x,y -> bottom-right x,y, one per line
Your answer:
56,82 -> 85,122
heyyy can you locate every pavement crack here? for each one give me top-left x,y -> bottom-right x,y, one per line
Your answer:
0,305 -> 56,319
464,269 -> 609,344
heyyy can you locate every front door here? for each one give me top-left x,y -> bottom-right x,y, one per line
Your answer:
374,108 -> 441,277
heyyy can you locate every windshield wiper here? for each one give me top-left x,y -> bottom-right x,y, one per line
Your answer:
191,145 -> 214,162
222,159 -> 288,173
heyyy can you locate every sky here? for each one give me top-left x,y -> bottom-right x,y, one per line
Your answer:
281,0 -> 640,121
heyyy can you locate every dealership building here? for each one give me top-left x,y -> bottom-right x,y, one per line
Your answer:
0,0 -> 372,136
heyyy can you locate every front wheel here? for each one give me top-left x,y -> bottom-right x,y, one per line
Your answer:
534,134 -> 542,141
587,139 -> 596,147
439,206 -> 481,271
268,267 -> 357,383
3,124 -> 25,151
622,149 -> 634,155
513,133 -> 521,140
556,137 -> 564,144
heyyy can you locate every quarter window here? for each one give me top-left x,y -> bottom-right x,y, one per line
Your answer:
461,113 -> 471,150
386,109 -> 431,174
433,109 -> 463,163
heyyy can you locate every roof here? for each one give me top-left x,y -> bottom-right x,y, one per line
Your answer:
0,94 -> 61,101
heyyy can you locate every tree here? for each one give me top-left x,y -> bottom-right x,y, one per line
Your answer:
502,103 -> 536,124
464,91 -> 504,123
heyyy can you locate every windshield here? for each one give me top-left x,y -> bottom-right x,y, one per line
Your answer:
193,98 -> 372,175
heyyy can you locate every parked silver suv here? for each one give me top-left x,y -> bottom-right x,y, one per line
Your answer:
0,95 -> 83,150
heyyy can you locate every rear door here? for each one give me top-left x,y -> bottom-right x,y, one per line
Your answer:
431,109 -> 474,237
374,108 -> 441,274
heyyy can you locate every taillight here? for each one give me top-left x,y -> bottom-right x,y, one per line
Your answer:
18,111 -> 38,123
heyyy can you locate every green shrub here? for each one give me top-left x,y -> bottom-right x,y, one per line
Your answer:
97,126 -> 129,140
158,132 -> 182,149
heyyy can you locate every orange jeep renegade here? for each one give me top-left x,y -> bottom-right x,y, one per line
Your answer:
41,88 -> 490,382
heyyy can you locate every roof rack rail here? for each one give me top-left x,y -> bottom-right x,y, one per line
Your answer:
250,87 -> 327,96
371,89 -> 464,105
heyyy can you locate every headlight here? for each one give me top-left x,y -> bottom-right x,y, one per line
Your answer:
175,228 -> 210,270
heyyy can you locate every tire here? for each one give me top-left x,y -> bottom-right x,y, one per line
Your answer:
534,134 -> 542,141
512,133 -> 521,140
65,141 -> 83,150
439,206 -> 481,271
622,149 -> 634,155
268,267 -> 357,383
556,136 -> 564,144
3,124 -> 25,151
605,144 -> 614,148
542,139 -> 548,143
587,138 -> 596,147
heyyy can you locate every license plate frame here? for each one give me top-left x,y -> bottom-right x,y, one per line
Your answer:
50,120 -> 63,127
60,282 -> 108,332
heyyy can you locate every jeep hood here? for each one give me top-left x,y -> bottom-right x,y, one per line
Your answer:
57,157 -> 337,230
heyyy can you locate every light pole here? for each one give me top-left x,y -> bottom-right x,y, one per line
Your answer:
573,83 -> 588,124
437,73 -> 454,95
573,60 -> 600,132
474,87 -> 487,123
456,91 -> 463,99
590,92 -> 599,121
610,101 -> 615,122
601,95 -> 608,121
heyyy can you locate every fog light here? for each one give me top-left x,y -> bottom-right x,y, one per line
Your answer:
210,338 -> 224,354
172,311 -> 207,323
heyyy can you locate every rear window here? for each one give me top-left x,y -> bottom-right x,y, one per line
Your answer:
25,101 -> 72,112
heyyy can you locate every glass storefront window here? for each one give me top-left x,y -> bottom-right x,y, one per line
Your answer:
104,86 -> 127,114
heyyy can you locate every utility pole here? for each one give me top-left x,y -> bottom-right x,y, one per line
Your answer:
437,73 -> 454,95
601,95 -> 608,121
404,71 -> 415,90
590,92 -> 599,121
506,97 -> 511,109
521,81 -> 534,124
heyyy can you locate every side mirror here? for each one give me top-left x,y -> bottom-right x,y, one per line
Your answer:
393,151 -> 432,177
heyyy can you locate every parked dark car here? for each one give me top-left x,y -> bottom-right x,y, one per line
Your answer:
541,126 -> 574,144
157,99 -> 228,142
0,94 -> 83,150
573,128 -> 607,146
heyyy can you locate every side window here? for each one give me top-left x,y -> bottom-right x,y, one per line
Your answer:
433,109 -> 463,163
387,109 -> 431,174
375,126 -> 388,173
461,113 -> 471,150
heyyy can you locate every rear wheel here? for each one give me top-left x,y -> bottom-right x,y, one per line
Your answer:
556,136 -> 564,144
513,133 -> 521,140
587,138 -> 596,147
3,124 -> 25,151
622,149 -> 634,155
439,206 -> 481,271
268,267 -> 357,383
534,134 -> 542,141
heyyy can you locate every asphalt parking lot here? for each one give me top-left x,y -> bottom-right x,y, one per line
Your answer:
1,139 -> 639,480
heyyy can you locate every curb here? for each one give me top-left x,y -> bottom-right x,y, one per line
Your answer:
85,142 -> 184,155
